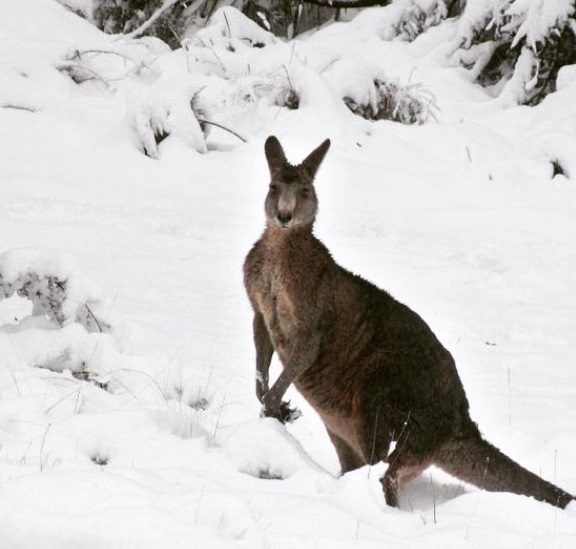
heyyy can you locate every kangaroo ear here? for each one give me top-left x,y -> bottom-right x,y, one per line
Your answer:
300,139 -> 331,179
265,136 -> 287,176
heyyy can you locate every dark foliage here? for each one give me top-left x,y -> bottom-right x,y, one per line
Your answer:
454,1 -> 576,105
93,0 -> 192,48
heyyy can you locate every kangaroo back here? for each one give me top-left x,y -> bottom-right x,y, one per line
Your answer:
435,430 -> 574,508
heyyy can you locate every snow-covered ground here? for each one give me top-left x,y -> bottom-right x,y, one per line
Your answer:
1,0 -> 575,547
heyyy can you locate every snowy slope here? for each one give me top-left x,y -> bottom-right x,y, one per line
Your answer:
0,1 -> 575,547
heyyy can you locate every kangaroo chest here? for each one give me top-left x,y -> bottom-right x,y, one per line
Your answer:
245,231 -> 335,362
256,265 -> 301,353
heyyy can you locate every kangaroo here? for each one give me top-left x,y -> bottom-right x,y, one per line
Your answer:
243,136 -> 575,509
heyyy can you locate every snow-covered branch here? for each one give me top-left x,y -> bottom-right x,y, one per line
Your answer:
298,0 -> 392,8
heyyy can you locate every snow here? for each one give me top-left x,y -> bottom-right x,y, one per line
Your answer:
0,0 -> 575,547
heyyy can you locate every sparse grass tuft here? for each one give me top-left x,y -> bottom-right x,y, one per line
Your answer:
344,78 -> 437,125
90,452 -> 109,466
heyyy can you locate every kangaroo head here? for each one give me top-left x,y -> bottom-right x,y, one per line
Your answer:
264,136 -> 331,230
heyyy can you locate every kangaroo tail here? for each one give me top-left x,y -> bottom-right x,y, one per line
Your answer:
435,431 -> 574,509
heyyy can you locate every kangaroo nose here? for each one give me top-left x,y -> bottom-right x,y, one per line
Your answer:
277,211 -> 293,225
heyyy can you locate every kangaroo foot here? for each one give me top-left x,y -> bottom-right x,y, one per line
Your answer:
380,451 -> 428,508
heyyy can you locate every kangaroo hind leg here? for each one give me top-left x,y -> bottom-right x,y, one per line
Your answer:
327,430 -> 366,474
381,449 -> 429,508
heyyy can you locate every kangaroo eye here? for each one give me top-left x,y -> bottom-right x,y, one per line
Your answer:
269,184 -> 278,193
300,188 -> 311,198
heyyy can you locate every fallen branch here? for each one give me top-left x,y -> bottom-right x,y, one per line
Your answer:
299,0 -> 391,8
1,104 -> 35,112
124,0 -> 207,40
198,119 -> 248,143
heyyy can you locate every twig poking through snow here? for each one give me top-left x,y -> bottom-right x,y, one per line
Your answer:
39,422 -> 52,472
194,485 -> 205,524
554,449 -> 557,483
112,368 -> 170,409
85,304 -> 103,333
73,385 -> 82,415
282,65 -> 295,96
223,10 -> 232,39
45,385 -> 86,415
430,473 -> 437,524
211,393 -> 227,440
197,119 -> 248,143
508,366 -> 512,426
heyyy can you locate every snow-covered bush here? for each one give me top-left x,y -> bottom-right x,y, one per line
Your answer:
178,7 -> 440,126
126,79 -> 209,157
74,0 -> 576,108
379,0 -> 448,41
0,249 -> 124,382
344,78 -> 437,124
91,0 -> 282,47
451,0 -> 576,105
0,249 -> 115,332
92,0 -> 191,48
274,80 -> 300,109
345,1 -> 448,41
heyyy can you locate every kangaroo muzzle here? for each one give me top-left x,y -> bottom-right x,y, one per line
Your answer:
276,211 -> 293,227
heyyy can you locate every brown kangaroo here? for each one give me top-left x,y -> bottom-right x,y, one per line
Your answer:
243,136 -> 575,509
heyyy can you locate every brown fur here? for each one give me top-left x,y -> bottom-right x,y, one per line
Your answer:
243,136 -> 574,509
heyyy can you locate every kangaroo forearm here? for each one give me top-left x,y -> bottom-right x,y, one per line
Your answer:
264,335 -> 321,408
263,368 -> 294,409
256,367 -> 269,402
253,313 -> 273,402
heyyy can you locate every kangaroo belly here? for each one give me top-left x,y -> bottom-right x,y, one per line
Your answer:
294,374 -> 365,458
320,410 -> 364,456
297,384 -> 364,454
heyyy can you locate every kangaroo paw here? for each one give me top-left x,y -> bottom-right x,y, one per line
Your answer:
261,400 -> 302,424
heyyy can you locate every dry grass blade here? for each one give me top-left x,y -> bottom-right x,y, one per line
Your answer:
84,304 -> 103,333
111,368 -> 170,408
